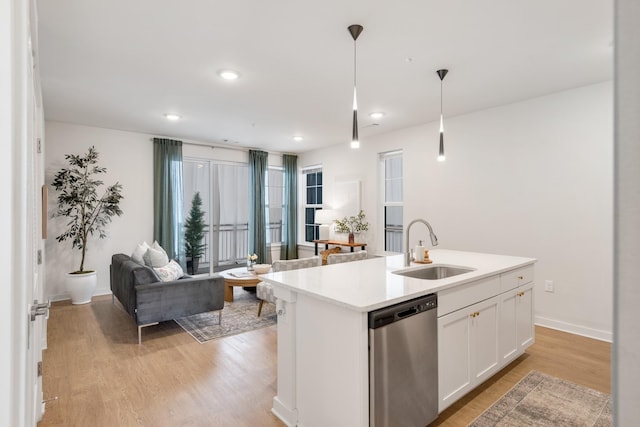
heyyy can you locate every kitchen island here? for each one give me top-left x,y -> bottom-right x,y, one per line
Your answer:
260,249 -> 536,427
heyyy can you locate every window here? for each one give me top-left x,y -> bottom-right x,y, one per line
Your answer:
213,163 -> 249,266
266,167 -> 284,245
183,160 -> 211,273
303,166 -> 323,242
184,159 -> 249,272
381,152 -> 403,252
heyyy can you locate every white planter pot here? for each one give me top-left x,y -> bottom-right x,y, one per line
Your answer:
66,271 -> 97,304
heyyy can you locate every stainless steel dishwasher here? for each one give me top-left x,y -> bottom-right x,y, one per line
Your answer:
369,293 -> 438,427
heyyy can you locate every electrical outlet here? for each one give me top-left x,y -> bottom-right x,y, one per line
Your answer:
544,280 -> 554,293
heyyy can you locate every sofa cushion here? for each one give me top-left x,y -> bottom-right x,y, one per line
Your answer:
131,241 -> 150,265
154,260 -> 184,282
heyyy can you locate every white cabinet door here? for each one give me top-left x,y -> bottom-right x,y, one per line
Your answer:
499,289 -> 519,363
499,283 -> 535,365
516,283 -> 535,351
470,296 -> 500,384
438,295 -> 499,412
438,306 -> 471,412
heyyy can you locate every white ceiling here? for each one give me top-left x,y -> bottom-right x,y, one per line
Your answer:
36,0 -> 613,154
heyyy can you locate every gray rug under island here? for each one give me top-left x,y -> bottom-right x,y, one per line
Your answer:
469,370 -> 611,426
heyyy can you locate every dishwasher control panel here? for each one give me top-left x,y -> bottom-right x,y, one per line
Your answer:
368,293 -> 437,329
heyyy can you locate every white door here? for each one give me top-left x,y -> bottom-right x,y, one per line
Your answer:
26,0 -> 48,422
3,0 -> 47,425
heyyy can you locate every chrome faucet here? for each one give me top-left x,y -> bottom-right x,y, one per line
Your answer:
405,219 -> 439,266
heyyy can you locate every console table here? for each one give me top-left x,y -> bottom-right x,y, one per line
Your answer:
312,240 -> 367,256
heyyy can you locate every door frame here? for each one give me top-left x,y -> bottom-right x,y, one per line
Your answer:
1,0 -> 46,425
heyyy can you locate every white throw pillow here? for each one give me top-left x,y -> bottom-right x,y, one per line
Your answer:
151,240 -> 164,251
143,245 -> 169,268
131,241 -> 150,265
154,260 -> 184,282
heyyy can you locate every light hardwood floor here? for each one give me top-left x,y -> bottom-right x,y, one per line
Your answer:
39,294 -> 610,427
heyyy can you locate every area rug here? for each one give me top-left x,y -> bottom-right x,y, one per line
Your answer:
468,370 -> 611,427
175,289 -> 276,344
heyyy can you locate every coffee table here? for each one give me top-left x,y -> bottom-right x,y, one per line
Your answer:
220,267 -> 262,302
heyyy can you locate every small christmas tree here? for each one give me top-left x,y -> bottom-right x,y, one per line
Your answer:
184,192 -> 207,273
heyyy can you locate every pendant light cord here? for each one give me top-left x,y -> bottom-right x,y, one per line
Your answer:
354,40 -> 357,89
440,80 -> 443,115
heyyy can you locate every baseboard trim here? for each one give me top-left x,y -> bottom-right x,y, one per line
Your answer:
535,316 -> 612,342
48,287 -> 112,303
272,396 -> 297,427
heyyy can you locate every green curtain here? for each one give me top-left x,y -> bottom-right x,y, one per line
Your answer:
280,154 -> 298,260
249,150 -> 268,263
153,138 -> 184,265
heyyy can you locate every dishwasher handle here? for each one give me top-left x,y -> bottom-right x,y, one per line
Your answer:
397,307 -> 417,318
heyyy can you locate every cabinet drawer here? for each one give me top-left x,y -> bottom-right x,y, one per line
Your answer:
438,276 -> 500,317
500,265 -> 534,293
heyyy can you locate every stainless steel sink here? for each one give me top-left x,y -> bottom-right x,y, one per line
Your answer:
393,265 -> 475,280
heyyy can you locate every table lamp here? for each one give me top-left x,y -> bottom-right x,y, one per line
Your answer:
315,209 -> 337,241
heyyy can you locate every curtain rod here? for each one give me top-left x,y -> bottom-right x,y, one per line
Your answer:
149,137 -> 293,156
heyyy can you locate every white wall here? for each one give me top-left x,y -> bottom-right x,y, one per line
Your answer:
614,0 -> 640,422
0,0 -> 16,421
45,122 -> 155,300
44,122 -> 286,300
299,82 -> 613,340
2,0 -> 20,423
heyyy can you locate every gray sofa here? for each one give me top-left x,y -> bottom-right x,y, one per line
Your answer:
110,253 -> 224,343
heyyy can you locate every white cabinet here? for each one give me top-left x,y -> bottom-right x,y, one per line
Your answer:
438,304 -> 471,410
499,264 -> 534,293
516,283 -> 534,349
498,288 -> 519,363
499,276 -> 535,364
438,264 -> 535,413
472,297 -> 500,383
438,295 -> 499,412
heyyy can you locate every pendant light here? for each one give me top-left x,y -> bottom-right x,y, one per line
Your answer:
437,69 -> 448,161
348,24 -> 363,149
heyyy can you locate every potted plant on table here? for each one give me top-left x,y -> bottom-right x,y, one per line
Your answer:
184,192 -> 207,275
52,146 -> 123,304
334,210 -> 369,244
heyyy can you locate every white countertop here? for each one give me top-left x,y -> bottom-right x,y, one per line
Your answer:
260,249 -> 536,312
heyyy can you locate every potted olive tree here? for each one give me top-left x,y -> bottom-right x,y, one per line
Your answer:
52,146 -> 123,304
184,192 -> 207,275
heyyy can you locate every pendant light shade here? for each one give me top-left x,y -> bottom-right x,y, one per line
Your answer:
437,69 -> 448,162
348,24 -> 363,149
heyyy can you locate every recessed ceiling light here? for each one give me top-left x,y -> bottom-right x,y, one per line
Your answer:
218,69 -> 240,80
369,112 -> 385,119
293,136 -> 304,142
164,113 -> 181,121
